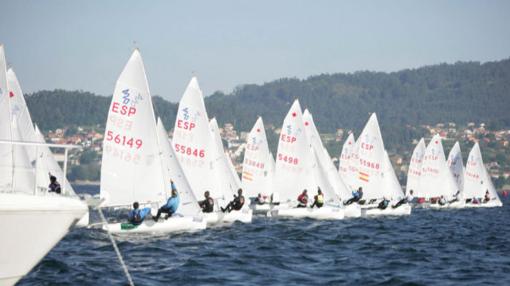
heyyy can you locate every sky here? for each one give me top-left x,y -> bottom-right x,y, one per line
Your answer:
1,0 -> 510,102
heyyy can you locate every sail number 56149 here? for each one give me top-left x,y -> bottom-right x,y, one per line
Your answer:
106,130 -> 143,149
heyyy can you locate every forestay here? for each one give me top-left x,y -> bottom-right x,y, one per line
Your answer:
172,78 -> 221,200
100,50 -> 166,207
463,143 -> 501,204
272,100 -> 315,203
156,118 -> 201,217
241,117 -> 273,198
406,138 -> 425,196
447,141 -> 464,192
419,134 -> 458,200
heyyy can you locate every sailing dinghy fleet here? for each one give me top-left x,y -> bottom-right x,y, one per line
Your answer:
0,45 -> 505,283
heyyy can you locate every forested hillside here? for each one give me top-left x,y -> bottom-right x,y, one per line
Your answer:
26,58 -> 510,149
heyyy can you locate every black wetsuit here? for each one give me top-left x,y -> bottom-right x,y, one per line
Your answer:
223,195 -> 245,213
199,197 -> 214,213
48,182 -> 61,194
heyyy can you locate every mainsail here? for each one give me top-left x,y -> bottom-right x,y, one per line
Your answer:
406,138 -> 426,196
100,49 -> 166,206
241,117 -> 273,198
272,100 -> 315,203
419,134 -> 458,200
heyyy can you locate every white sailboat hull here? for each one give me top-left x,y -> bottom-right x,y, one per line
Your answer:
104,216 -> 206,234
343,203 -> 362,218
428,200 -> 466,209
361,204 -> 412,216
251,203 -> 271,213
204,208 -> 253,225
0,193 -> 87,286
271,205 -> 345,220
464,200 -> 502,208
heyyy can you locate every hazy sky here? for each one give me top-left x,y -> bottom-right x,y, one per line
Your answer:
1,0 -> 509,101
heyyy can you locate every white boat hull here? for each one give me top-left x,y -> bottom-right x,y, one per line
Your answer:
361,204 -> 412,216
343,203 -> 362,218
428,200 -> 466,209
271,205 -> 345,220
104,216 -> 206,234
204,208 -> 253,225
0,193 -> 87,286
464,200 -> 503,208
251,203 -> 271,213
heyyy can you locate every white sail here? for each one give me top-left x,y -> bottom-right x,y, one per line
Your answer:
303,109 -> 350,200
338,133 -> 356,189
226,152 -> 242,190
406,138 -> 426,196
464,143 -> 501,204
241,117 -> 273,198
272,100 -> 315,203
173,77 -> 222,202
419,134 -> 458,200
156,118 -> 201,217
447,141 -> 464,192
0,46 -> 36,194
354,113 -> 385,201
382,151 -> 405,200
100,49 -> 166,207
209,118 -> 237,202
33,126 -> 74,194
310,147 -> 340,204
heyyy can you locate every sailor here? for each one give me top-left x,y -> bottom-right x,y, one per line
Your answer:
153,180 -> 180,222
344,187 -> 363,205
472,197 -> 480,204
48,173 -> 62,194
297,189 -> 308,208
128,202 -> 151,225
438,195 -> 447,206
393,190 -> 414,208
449,190 -> 461,203
484,190 -> 490,203
198,191 -> 214,213
378,197 -> 390,210
256,193 -> 267,205
310,188 -> 324,208
221,188 -> 245,213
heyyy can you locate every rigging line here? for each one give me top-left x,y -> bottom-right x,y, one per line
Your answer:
97,207 -> 135,286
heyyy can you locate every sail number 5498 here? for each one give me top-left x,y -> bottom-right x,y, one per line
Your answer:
278,153 -> 299,165
106,131 -> 143,149
174,144 -> 205,158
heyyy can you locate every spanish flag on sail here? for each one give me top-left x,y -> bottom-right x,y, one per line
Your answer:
359,171 -> 369,182
242,171 -> 253,181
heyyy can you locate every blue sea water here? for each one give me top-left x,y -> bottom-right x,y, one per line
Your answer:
19,185 -> 510,285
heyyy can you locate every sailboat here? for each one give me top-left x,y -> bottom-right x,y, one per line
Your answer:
418,134 -> 463,208
172,77 -> 251,225
447,141 -> 464,192
241,117 -> 274,212
99,49 -> 205,233
270,100 -> 344,220
352,113 -> 411,216
338,133 -> 356,190
0,44 -> 87,285
463,143 -> 502,208
7,68 -> 89,224
209,118 -> 252,223
406,138 -> 426,201
302,109 -> 361,218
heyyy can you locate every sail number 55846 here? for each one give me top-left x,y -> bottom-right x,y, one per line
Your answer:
174,144 -> 205,158
106,131 -> 143,149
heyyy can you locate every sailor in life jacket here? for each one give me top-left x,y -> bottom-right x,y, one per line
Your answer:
297,189 -> 308,208
311,188 -> 324,208
48,173 -> 62,194
198,191 -> 215,213
128,202 -> 151,225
